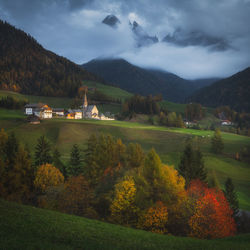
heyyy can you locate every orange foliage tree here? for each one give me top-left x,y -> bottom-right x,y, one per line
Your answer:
34,164 -> 64,192
140,201 -> 168,234
189,186 -> 236,239
59,175 -> 95,217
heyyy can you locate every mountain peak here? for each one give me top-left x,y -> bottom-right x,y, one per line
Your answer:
102,15 -> 121,28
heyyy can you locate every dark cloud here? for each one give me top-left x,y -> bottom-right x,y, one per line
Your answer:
0,0 -> 250,79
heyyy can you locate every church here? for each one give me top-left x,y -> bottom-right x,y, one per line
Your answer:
82,92 -> 99,119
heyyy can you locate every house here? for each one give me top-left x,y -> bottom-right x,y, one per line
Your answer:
53,108 -> 65,117
27,114 -> 40,124
40,106 -> 53,119
221,120 -> 232,126
67,109 -> 83,119
24,103 -> 46,115
99,113 -> 115,120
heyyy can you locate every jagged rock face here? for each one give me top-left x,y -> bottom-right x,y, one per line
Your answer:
162,30 -> 229,51
102,15 -> 121,28
131,21 -> 159,47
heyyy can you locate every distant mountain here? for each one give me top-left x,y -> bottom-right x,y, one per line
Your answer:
163,30 -> 229,51
0,20 -> 101,97
130,21 -> 159,47
82,58 -> 217,103
189,67 -> 250,112
102,15 -> 121,28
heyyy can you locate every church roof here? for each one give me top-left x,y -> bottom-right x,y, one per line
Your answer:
86,105 -> 96,112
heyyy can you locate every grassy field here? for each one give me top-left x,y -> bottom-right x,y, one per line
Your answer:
0,108 -> 250,210
0,81 -> 132,111
83,81 -> 132,101
0,199 -> 249,250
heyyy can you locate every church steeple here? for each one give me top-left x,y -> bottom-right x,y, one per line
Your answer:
83,92 -> 88,108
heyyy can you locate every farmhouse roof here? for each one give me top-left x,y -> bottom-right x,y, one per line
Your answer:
24,103 -> 45,108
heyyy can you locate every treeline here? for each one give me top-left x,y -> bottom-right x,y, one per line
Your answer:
0,20 -> 102,97
1,129 -> 248,238
185,103 -> 205,121
215,106 -> 250,136
122,94 -> 161,116
0,96 -> 28,109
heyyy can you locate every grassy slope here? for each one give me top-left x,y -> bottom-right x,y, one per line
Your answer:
0,199 -> 250,250
0,81 -> 132,112
0,108 -> 250,210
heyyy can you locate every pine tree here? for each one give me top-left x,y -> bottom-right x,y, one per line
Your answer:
4,132 -> 19,170
178,142 -> 207,186
68,144 -> 82,176
211,128 -> 224,154
53,148 -> 66,177
34,135 -> 52,166
224,178 -> 239,218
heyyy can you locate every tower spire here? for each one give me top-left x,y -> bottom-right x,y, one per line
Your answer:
84,91 -> 88,108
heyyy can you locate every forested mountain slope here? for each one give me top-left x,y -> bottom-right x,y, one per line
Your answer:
0,20 -> 102,97
189,67 -> 250,112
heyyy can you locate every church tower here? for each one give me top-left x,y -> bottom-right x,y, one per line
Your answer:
83,92 -> 88,109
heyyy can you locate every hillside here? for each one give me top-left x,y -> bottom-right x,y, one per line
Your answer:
0,199 -> 250,250
0,20 -> 103,97
1,108 -> 250,210
189,67 -> 250,112
82,58 -> 217,103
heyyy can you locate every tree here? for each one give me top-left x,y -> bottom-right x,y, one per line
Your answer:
34,135 -> 52,166
6,146 -> 34,202
189,188 -> 236,239
34,164 -> 64,192
178,142 -> 207,186
52,148 -> 66,177
67,144 -> 82,176
211,129 -> 224,154
224,178 -> 239,218
59,175 -> 95,217
139,201 -> 168,234
126,143 -> 145,169
110,177 -> 138,226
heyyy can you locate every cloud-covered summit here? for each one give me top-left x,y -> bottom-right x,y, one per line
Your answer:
0,0 -> 250,79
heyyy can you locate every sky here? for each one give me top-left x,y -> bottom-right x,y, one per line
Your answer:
0,0 -> 250,79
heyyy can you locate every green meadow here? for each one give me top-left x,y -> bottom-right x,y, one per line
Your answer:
0,199 -> 249,250
0,108 -> 250,210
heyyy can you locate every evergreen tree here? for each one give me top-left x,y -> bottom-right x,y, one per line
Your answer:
34,135 -> 52,166
178,142 -> 207,186
4,132 -> 19,170
224,178 -> 239,218
53,148 -> 66,177
68,144 -> 82,176
211,128 -> 224,154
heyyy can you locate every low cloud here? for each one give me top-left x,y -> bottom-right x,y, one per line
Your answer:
0,0 -> 249,79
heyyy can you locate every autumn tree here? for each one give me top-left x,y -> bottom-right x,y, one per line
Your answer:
67,144 -> 82,176
211,129 -> 224,154
59,175 -> 95,217
34,135 -> 52,166
189,188 -> 236,239
178,142 -> 207,186
6,146 -> 34,202
110,177 -> 138,226
126,143 -> 145,169
34,164 -> 64,192
224,178 -> 239,218
140,201 -> 168,234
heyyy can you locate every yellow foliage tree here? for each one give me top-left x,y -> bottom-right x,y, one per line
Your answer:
34,164 -> 64,192
110,177 -> 138,226
141,201 -> 168,234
